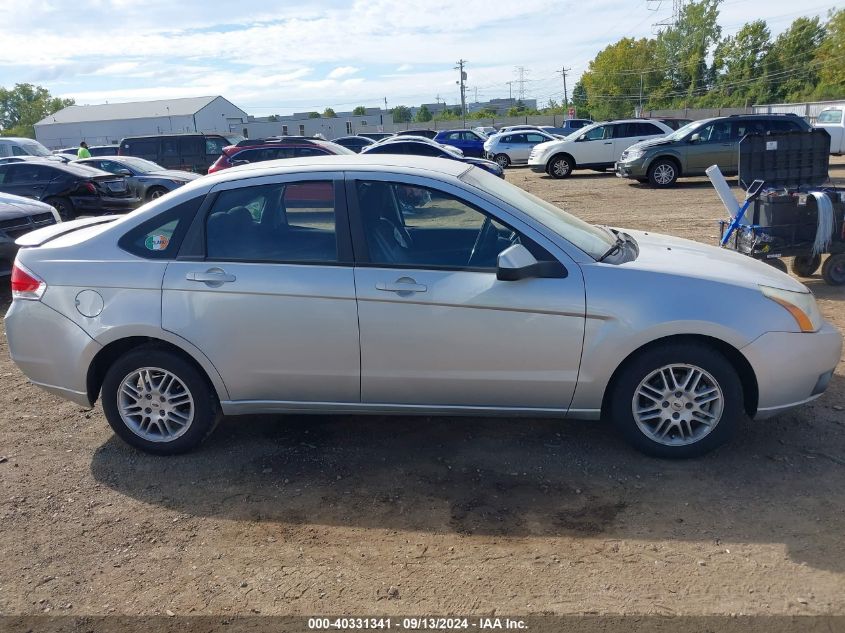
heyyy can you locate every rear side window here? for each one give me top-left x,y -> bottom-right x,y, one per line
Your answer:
205,137 -> 227,155
126,140 -> 158,155
119,196 -> 203,259
637,122 -> 664,135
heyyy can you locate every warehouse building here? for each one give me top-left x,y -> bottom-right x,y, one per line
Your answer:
34,95 -> 249,149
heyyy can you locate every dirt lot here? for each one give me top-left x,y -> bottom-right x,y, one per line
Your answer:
1,159 -> 844,624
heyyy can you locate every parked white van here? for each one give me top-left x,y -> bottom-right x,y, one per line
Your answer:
814,107 -> 845,154
0,137 -> 54,159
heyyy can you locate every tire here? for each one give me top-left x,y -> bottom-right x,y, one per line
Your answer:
765,258 -> 788,273
493,154 -> 510,169
647,159 -> 678,188
607,342 -> 743,458
45,196 -> 75,221
101,347 -> 221,455
548,155 -> 574,179
146,186 -> 168,201
791,254 -> 822,277
821,253 -> 845,286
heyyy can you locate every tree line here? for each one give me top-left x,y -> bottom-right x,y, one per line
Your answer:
0,84 -> 74,138
574,2 -> 845,121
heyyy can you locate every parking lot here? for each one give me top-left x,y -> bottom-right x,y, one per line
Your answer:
1,159 -> 844,619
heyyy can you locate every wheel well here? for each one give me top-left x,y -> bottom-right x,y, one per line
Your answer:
649,155 -> 682,177
146,186 -> 167,198
600,334 -> 758,418
86,337 -> 214,405
548,152 -> 576,172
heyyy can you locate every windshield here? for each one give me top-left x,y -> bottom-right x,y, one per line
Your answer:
665,120 -> 708,141
460,168 -> 615,259
22,141 -> 52,157
118,157 -> 166,173
817,109 -> 843,124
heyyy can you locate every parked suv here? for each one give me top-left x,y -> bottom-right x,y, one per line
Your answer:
207,137 -> 353,173
118,133 -> 242,173
615,114 -> 812,187
814,107 -> 845,154
528,119 -> 672,178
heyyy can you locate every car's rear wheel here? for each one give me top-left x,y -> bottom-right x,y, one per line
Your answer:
493,154 -> 510,169
45,196 -> 75,221
608,342 -> 742,458
146,186 -> 168,201
821,253 -> 845,285
791,254 -> 822,277
549,155 -> 574,179
647,159 -> 678,188
101,348 -> 220,455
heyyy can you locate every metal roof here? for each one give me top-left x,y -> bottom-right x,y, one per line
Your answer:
36,96 -> 227,125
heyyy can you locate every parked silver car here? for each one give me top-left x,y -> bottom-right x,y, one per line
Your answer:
483,130 -> 558,168
5,156 -> 841,458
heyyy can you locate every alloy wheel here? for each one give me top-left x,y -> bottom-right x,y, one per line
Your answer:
653,163 -> 675,185
631,363 -> 724,446
117,367 -> 195,442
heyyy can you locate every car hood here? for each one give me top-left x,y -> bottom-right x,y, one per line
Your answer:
619,229 -> 807,293
147,170 -> 201,181
533,138 -> 574,152
0,192 -> 55,218
625,137 -> 676,153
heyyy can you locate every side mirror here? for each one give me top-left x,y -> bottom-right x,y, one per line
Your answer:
116,169 -> 132,176
496,244 -> 566,281
689,133 -> 701,143
231,159 -> 249,166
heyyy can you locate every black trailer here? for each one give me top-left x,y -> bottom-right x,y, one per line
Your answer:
718,129 -> 845,285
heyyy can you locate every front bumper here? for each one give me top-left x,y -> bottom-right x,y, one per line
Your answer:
5,298 -> 100,407
527,155 -> 547,173
742,322 -> 842,419
614,159 -> 648,178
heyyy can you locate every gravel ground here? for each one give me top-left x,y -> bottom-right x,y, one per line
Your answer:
0,158 -> 843,623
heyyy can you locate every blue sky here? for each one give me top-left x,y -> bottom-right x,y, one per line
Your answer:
0,0 -> 837,115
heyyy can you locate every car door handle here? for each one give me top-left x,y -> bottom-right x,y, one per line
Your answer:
376,278 -> 427,294
603,141 -> 613,145
186,268 -> 236,284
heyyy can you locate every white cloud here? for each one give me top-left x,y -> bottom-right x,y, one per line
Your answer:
396,64 -> 413,72
327,66 -> 359,79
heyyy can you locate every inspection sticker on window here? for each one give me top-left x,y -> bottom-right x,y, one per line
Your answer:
766,140 -> 778,150
145,234 -> 170,251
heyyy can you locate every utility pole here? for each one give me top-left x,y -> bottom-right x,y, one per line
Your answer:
455,59 -> 467,128
638,72 -> 644,116
559,67 -> 571,120
383,97 -> 388,112
506,81 -> 514,102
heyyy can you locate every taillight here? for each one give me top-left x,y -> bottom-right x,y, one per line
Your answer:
84,181 -> 97,194
11,262 -> 46,300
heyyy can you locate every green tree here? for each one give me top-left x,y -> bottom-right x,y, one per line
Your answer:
652,0 -> 722,105
323,107 -> 337,117
415,104 -> 432,122
814,9 -> 845,99
710,20 -> 774,106
352,106 -> 368,115
580,37 -> 659,119
391,105 -> 412,122
0,83 -> 75,138
307,111 -> 320,119
769,17 -> 825,101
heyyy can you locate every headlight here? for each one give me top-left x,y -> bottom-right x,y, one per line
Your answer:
760,285 -> 823,332
625,148 -> 645,161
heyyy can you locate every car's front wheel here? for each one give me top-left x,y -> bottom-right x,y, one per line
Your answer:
647,159 -> 678,188
493,153 -> 510,169
146,186 -> 168,201
607,342 -> 742,458
101,347 -> 221,455
549,155 -> 574,179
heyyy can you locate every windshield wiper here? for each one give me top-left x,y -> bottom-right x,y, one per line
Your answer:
597,228 -> 626,262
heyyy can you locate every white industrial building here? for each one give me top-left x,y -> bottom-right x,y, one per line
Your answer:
34,96 -> 249,149
244,108 -> 392,140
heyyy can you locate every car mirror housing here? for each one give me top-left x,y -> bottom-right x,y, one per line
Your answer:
689,133 -> 700,143
116,169 -> 132,176
496,244 -> 567,281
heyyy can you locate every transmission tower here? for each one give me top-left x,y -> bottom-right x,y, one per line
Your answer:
652,0 -> 685,33
514,66 -> 528,101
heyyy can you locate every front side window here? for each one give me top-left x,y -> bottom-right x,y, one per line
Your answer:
582,125 -> 609,141
356,181 -> 536,269
206,181 -> 337,263
696,120 -> 734,142
817,109 -> 842,124
205,138 -> 227,155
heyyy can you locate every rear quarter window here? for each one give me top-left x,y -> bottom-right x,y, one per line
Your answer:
118,196 -> 203,259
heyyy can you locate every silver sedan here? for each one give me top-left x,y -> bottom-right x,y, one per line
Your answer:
5,156 -> 841,458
